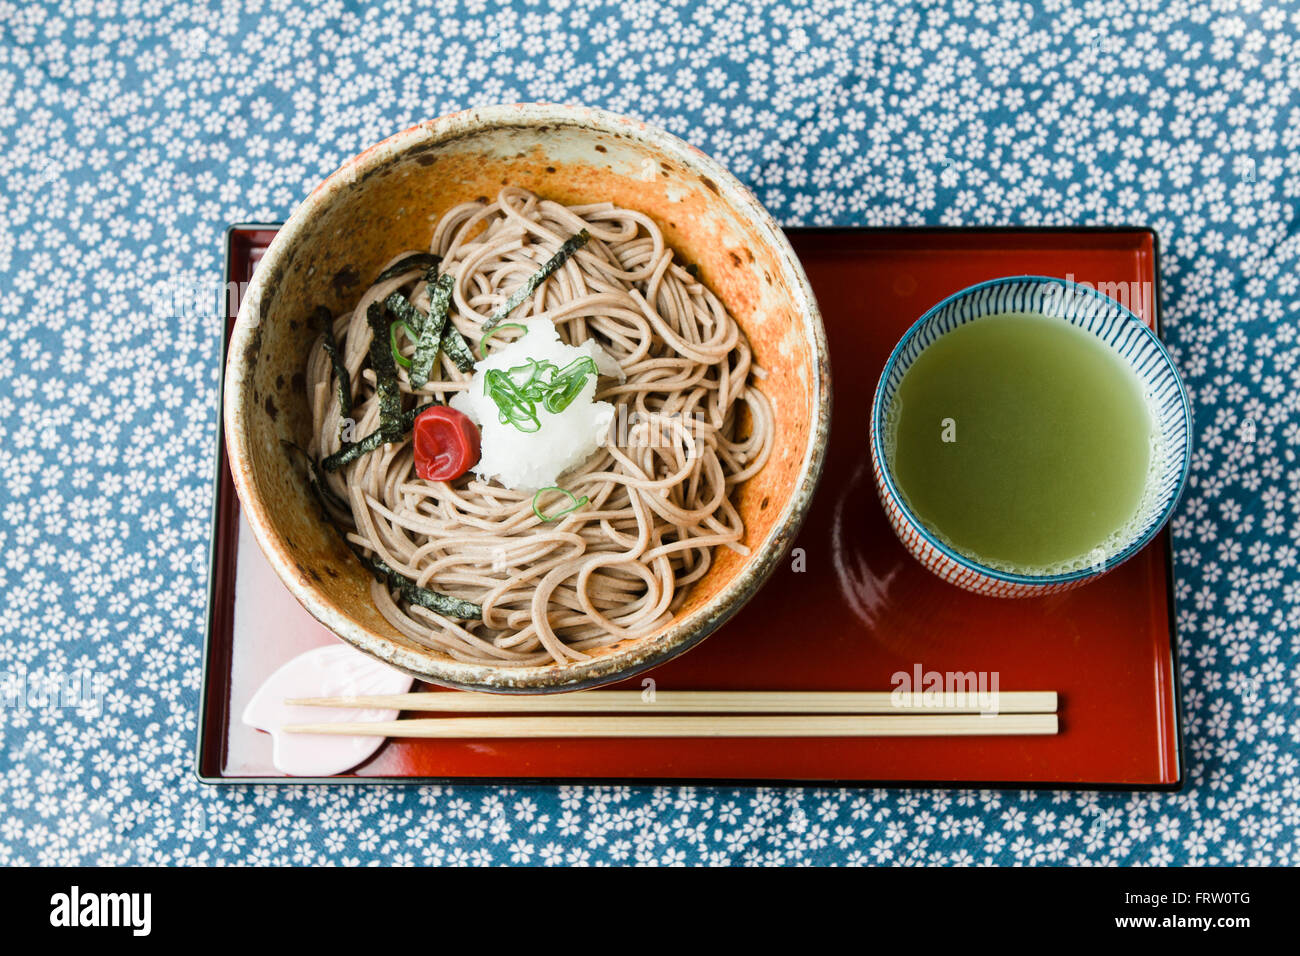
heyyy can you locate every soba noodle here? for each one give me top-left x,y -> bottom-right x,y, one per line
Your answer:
305,187 -> 773,666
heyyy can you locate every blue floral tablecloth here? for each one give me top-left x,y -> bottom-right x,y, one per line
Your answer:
1,0 -> 1296,866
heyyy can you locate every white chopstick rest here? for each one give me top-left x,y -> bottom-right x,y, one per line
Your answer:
243,644 -> 413,775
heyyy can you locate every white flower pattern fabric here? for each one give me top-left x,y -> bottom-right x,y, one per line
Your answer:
0,0 -> 1297,866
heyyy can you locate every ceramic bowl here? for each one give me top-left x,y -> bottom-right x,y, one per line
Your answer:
869,275 -> 1191,598
223,103 -> 831,692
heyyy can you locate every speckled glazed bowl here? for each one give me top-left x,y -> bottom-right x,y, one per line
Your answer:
223,104 -> 830,692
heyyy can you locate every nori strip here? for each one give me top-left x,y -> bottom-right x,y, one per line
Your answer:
410,273 -> 453,388
383,291 -> 426,333
440,324 -> 476,372
315,306 -> 352,418
383,291 -> 426,373
282,440 -> 350,515
320,423 -> 396,471
481,229 -> 590,332
387,278 -> 475,373
375,252 -> 442,284
354,550 -> 483,620
284,441 -> 482,620
366,302 -> 404,439
320,401 -> 436,472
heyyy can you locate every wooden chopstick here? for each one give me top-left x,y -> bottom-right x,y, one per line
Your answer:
285,689 -> 1057,715
284,713 -> 1057,738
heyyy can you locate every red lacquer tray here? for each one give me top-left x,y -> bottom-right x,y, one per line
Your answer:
198,226 -> 1183,788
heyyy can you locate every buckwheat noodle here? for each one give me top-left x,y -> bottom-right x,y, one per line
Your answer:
305,187 -> 773,666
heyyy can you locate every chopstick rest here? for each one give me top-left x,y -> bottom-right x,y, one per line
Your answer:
244,645 -> 413,775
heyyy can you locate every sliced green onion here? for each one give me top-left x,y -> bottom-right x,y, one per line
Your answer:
532,486 -> 589,522
508,358 -> 556,400
481,352 -> 601,432
554,355 -> 599,378
484,368 -> 541,432
479,321 -> 528,354
481,229 -> 590,333
542,356 -> 598,414
389,320 -> 414,368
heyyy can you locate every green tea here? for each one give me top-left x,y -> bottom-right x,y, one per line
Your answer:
888,312 -> 1153,574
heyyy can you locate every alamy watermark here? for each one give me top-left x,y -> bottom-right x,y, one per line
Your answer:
149,278 -> 255,322
891,663 -> 1001,716
50,886 -> 151,936
1,667 -> 106,716
1045,273 -> 1154,320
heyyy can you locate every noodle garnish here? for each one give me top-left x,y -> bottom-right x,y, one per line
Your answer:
388,318 -> 415,369
319,401 -> 435,471
480,228 -> 590,332
532,486 -> 590,522
364,302 -> 404,439
439,323 -> 476,372
374,251 -> 441,284
314,305 -> 352,419
285,440 -> 484,621
409,273 -> 454,387
478,321 -> 528,353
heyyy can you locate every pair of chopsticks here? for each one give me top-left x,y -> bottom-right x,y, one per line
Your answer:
283,690 -> 1058,738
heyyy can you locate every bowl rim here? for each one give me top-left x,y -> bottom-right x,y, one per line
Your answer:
869,273 -> 1192,586
223,103 -> 832,692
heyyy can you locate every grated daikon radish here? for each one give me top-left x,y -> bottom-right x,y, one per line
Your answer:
450,317 -> 620,492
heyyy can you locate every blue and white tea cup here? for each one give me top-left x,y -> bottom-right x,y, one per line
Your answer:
869,275 -> 1193,598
